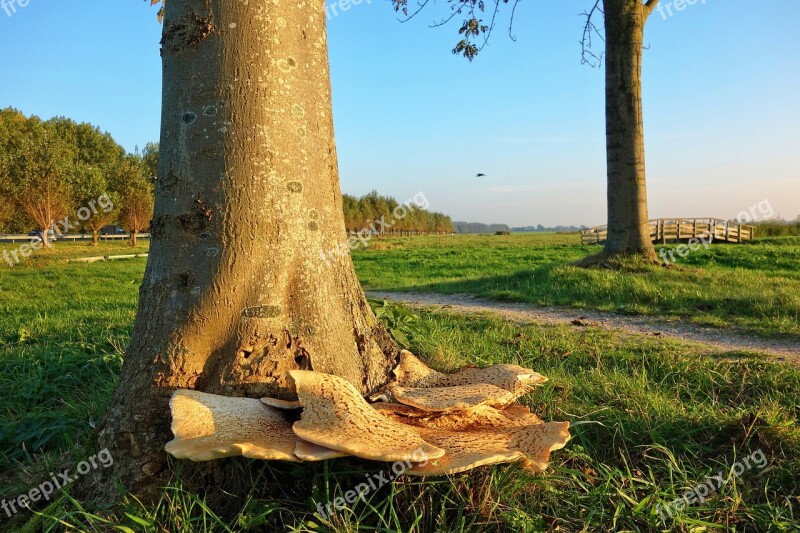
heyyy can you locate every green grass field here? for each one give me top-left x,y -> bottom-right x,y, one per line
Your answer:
354,233 -> 800,338
0,237 -> 798,531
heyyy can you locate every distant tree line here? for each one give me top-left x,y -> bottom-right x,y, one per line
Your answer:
342,191 -> 454,235
0,108 -> 156,245
453,221 -> 511,234
511,224 -> 588,233
753,218 -> 800,237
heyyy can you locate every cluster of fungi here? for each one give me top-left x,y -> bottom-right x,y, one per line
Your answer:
166,351 -> 571,475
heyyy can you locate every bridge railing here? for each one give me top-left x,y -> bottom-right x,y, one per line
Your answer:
580,219 -> 756,245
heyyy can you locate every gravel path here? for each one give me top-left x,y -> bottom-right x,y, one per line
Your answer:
367,291 -> 800,365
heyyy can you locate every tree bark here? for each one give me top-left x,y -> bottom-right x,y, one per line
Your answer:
601,0 -> 658,261
129,230 -> 138,247
92,228 -> 100,246
92,0 -> 398,500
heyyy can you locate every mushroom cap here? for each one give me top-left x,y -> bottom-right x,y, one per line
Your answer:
378,403 -> 544,431
388,383 -> 525,413
260,397 -> 302,410
514,421 -> 571,472
393,351 -> 547,393
165,389 -> 299,462
406,421 -> 571,476
288,370 -> 446,463
442,365 -> 548,392
393,350 -> 446,386
406,430 -> 524,475
294,440 -> 350,461
372,402 -> 433,418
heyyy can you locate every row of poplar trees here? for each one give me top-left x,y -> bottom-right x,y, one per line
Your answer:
0,108 -> 156,245
342,191 -> 454,235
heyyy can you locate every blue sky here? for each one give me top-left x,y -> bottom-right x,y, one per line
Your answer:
1,0 -> 798,226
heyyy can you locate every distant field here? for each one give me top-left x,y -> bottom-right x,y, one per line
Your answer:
0,240 -> 150,266
3,234 -> 798,339
354,233 -> 800,338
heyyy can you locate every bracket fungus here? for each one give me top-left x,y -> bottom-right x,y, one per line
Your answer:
375,403 -> 545,431
405,421 -> 571,476
287,370 -> 446,463
166,389 -> 349,463
388,383 -> 522,412
260,397 -> 302,410
165,390 -> 300,462
166,351 -> 570,478
392,351 -> 548,392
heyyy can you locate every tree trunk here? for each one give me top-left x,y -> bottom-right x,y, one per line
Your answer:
601,0 -> 658,261
129,230 -> 137,247
91,0 -> 398,500
39,228 -> 50,249
92,229 -> 100,246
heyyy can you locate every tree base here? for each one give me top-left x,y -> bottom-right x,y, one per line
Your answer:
573,250 -> 661,271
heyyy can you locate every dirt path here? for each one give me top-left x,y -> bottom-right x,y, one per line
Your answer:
367,291 -> 800,365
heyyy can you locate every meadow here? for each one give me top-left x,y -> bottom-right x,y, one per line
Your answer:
0,235 -> 798,531
356,233 -> 800,338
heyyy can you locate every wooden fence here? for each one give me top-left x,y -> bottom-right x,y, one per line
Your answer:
580,218 -> 756,245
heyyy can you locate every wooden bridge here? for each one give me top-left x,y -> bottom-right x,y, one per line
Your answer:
580,218 -> 756,245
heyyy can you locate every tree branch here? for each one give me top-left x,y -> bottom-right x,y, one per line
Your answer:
644,0 -> 660,21
580,1 -> 604,68
507,0 -> 521,41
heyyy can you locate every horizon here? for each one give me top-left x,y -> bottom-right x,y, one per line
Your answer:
1,1 -> 798,227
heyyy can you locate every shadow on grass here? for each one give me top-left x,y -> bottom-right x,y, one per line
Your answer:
372,263 -> 800,340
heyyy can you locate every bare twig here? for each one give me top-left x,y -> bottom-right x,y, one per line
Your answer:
507,0 -> 521,41
580,0 -> 604,68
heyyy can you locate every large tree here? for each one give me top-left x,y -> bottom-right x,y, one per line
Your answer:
394,0 -> 660,261
0,179 -> 12,234
116,157 -> 154,246
0,109 -> 132,237
0,126 -> 13,233
69,163 -> 119,245
94,0 -> 398,498
12,120 -> 73,248
598,0 -> 659,261
140,141 -> 160,182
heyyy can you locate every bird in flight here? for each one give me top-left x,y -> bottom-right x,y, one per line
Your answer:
475,173 -> 486,177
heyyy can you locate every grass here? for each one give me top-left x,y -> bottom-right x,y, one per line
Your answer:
6,234 -> 798,338
0,238 -> 798,531
754,220 -> 800,237
353,233 -> 800,338
0,240 -> 150,267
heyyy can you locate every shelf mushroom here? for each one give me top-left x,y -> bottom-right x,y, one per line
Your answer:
165,350 -> 570,478
391,350 -> 548,391
287,370 -> 446,463
165,390 -> 300,462
404,421 -> 571,476
387,383 -> 524,412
